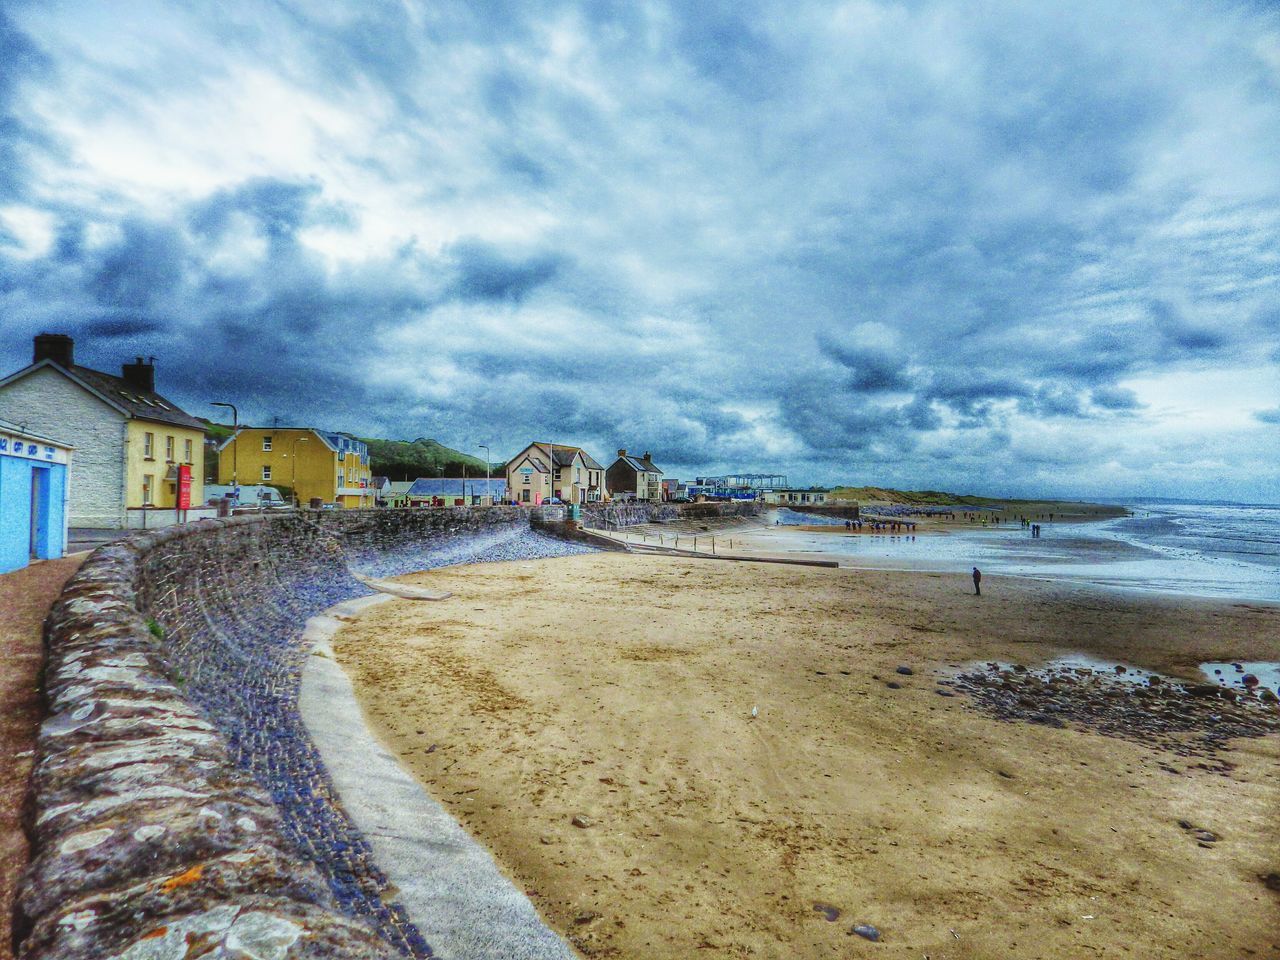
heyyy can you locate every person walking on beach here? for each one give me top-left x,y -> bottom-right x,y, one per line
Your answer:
972,567 -> 982,596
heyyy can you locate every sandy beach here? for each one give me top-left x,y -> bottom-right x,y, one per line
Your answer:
333,550 -> 1279,959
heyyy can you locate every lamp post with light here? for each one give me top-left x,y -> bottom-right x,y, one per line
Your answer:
210,401 -> 238,502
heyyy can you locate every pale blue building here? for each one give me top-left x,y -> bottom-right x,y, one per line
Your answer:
0,418 -> 72,574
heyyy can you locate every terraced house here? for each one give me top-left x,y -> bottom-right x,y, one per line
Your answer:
216,427 -> 372,508
504,441 -> 606,505
0,334 -> 206,527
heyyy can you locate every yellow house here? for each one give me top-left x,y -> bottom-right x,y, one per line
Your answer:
216,427 -> 372,508
126,419 -> 207,509
0,335 -> 206,526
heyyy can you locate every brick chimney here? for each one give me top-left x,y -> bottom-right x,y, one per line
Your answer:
121,356 -> 155,393
643,451 -> 651,462
617,448 -> 626,457
33,333 -> 74,368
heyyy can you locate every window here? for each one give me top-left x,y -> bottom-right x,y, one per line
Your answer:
184,439 -> 193,463
143,432 -> 154,459
262,435 -> 273,451
262,465 -> 272,481
166,435 -> 175,462
142,475 -> 154,505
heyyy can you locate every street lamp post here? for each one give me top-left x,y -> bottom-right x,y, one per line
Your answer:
478,444 -> 490,505
290,436 -> 309,508
210,401 -> 238,502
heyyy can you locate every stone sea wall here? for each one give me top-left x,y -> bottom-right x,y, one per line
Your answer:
17,507 -> 548,960
581,499 -> 763,529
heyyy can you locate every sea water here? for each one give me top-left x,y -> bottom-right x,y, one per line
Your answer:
771,501 -> 1280,603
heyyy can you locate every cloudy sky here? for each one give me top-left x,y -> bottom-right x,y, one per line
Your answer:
1,1 -> 1278,500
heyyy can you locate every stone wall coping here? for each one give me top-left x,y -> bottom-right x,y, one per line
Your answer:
16,509 -> 537,959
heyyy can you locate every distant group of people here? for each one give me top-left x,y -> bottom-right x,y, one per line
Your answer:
1021,519 -> 1044,537
845,519 -> 916,533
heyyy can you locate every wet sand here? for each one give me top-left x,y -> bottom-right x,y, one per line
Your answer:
334,554 -> 1280,959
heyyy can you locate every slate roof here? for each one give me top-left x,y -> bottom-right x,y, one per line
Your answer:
0,359 -> 206,431
542,443 -> 605,470
406,477 -> 508,498
615,454 -> 663,475
69,365 -> 206,430
513,453 -> 550,473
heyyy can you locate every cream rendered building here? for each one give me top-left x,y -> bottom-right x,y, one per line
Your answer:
505,442 -> 606,505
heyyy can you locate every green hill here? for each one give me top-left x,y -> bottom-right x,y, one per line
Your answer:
360,437 -> 493,481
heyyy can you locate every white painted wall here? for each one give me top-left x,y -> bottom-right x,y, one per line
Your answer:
0,368 -> 128,528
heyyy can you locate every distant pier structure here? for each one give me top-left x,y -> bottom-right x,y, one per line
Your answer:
688,473 -> 788,499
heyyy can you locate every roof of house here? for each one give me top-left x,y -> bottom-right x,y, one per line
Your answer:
370,476 -> 390,489
515,442 -> 605,471
510,450 -> 550,473
613,454 -> 664,476
406,477 -> 508,498
0,359 -> 205,431
215,426 -> 368,456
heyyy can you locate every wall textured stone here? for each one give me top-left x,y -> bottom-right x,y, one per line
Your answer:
581,499 -> 763,529
19,507 -> 542,960
0,367 -> 129,528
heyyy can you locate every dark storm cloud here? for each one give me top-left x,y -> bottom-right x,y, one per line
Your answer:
89,219 -> 185,311
0,9 -> 49,201
1090,386 -> 1143,411
190,178 -> 329,241
817,332 -> 912,393
0,0 -> 1278,498
445,240 -> 566,305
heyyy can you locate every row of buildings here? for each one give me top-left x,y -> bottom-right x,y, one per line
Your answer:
0,332 -> 829,571
0,334 -> 376,570
502,444 -> 662,505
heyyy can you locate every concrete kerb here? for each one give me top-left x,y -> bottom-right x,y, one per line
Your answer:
300,594 -> 579,960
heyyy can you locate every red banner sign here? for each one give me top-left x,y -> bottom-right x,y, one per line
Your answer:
177,464 -> 192,510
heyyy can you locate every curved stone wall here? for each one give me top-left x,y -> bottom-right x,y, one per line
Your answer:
581,499 -> 763,529
17,507 -> 560,960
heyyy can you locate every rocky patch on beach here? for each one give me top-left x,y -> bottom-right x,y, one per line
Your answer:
950,662 -> 1280,760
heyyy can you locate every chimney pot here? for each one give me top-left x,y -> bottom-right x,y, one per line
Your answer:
121,356 -> 156,394
33,333 -> 74,368
617,448 -> 626,457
